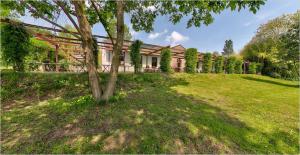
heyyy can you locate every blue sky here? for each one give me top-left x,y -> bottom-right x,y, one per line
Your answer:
20,0 -> 300,54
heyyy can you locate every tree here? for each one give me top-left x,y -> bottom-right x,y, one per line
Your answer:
160,48 -> 172,73
129,40 -> 143,73
184,48 -> 198,73
106,19 -> 132,40
1,21 -> 31,71
214,56 -> 224,73
202,53 -> 212,73
234,59 -> 243,74
222,39 -> 234,57
225,56 -> 236,74
240,11 -> 299,80
3,0 -> 265,101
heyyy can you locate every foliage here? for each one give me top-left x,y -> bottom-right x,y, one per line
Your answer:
129,40 -> 143,73
241,11 -> 299,80
184,48 -> 198,73
106,18 -> 132,40
202,53 -> 212,73
214,56 -> 224,73
249,63 -> 257,74
1,22 -> 31,71
222,39 -> 234,57
225,56 -> 236,74
234,59 -> 243,74
160,48 -> 172,73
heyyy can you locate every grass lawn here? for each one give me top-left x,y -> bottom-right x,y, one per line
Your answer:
1,72 -> 299,153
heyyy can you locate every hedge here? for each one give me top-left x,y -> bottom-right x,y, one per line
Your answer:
160,48 -> 172,73
202,53 -> 212,73
214,56 -> 224,73
249,62 -> 257,74
234,59 -> 243,74
225,56 -> 236,74
184,48 -> 198,73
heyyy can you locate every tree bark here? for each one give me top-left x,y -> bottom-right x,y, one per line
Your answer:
102,0 -> 125,101
72,0 -> 102,102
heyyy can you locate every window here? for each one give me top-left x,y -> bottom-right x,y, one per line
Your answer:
120,51 -> 125,62
152,57 -> 157,68
106,51 -> 111,62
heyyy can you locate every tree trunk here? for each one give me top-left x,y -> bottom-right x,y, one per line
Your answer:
102,0 -> 125,101
72,0 -> 102,102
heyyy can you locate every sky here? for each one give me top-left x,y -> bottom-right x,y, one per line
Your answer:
20,0 -> 300,54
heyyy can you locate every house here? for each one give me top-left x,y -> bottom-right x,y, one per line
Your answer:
100,40 -> 203,72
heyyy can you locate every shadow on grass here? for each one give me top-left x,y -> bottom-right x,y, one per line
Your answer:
1,73 -> 299,153
242,76 -> 299,88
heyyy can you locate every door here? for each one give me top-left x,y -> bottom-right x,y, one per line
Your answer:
152,57 -> 157,68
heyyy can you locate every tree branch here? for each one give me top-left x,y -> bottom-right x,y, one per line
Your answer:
21,0 -> 81,39
54,0 -> 82,37
90,0 -> 115,45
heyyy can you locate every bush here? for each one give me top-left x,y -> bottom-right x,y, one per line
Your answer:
1,21 -> 31,71
184,48 -> 198,73
234,59 -> 243,74
249,62 -> 257,74
256,63 -> 262,74
202,53 -> 212,73
225,56 -> 236,74
160,48 -> 172,73
129,40 -> 143,73
214,56 -> 224,73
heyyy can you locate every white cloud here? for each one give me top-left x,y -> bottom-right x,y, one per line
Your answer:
165,31 -> 189,45
148,29 -> 168,39
142,5 -> 157,12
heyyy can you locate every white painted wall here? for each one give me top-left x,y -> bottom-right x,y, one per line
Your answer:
101,49 -> 161,72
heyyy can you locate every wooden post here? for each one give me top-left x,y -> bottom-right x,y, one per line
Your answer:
124,51 -> 126,72
55,45 -> 59,72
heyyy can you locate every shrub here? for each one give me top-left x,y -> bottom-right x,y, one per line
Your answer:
202,53 -> 212,73
256,63 -> 263,74
129,40 -> 143,73
1,21 -> 31,71
225,56 -> 236,74
160,48 -> 172,73
249,62 -> 257,74
234,59 -> 243,74
214,56 -> 224,73
184,48 -> 198,73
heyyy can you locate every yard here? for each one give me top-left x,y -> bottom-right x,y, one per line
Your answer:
1,72 -> 299,153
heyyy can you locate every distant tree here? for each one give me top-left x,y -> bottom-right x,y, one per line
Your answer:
214,56 -> 224,73
185,48 -> 198,73
1,22 -> 31,71
225,56 -> 236,74
234,59 -> 243,74
129,40 -> 143,73
222,40 -> 234,57
160,48 -> 172,73
202,53 -> 212,73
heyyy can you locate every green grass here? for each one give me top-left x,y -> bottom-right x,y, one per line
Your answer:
1,71 -> 299,153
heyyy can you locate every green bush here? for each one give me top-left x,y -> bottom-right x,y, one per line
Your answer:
129,40 -> 143,73
249,63 -> 257,74
234,59 -> 243,74
160,48 -> 172,73
184,48 -> 198,73
225,56 -> 236,74
214,56 -> 224,73
202,53 -> 212,73
256,63 -> 263,74
1,21 -> 31,71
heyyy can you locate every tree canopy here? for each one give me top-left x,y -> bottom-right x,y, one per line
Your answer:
222,39 -> 234,57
